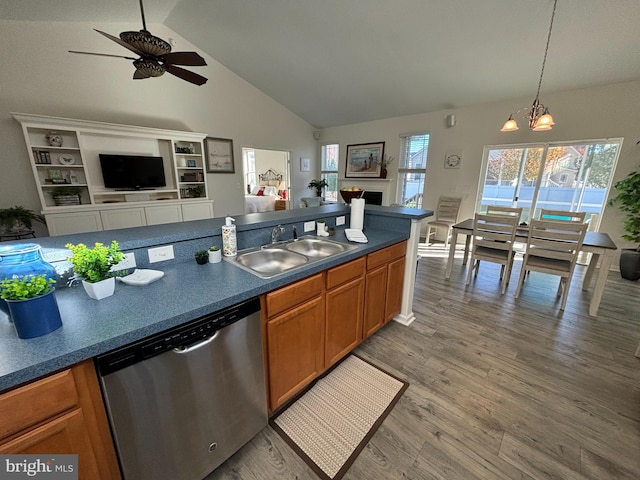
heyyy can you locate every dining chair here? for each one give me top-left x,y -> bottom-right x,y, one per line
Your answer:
426,196 -> 462,248
515,219 -> 588,310
465,211 -> 521,294
539,209 -> 586,223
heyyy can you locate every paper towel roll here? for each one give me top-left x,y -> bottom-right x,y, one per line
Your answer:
350,198 -> 365,230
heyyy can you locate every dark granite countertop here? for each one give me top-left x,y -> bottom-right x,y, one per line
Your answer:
0,205 -> 432,391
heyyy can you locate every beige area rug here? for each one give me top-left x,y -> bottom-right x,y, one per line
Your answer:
270,355 -> 409,480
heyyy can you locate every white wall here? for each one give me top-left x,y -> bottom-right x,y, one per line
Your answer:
0,20 -> 316,230
320,80 -> 640,256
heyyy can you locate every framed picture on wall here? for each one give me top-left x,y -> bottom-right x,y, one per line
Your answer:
345,142 -> 385,178
300,157 -> 310,172
205,137 -> 235,173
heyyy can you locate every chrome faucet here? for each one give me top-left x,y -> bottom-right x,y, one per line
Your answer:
271,225 -> 285,243
293,225 -> 298,241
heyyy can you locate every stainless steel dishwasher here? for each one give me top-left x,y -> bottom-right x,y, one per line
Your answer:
96,297 -> 267,480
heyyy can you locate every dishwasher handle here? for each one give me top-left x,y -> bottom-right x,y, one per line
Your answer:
173,330 -> 220,354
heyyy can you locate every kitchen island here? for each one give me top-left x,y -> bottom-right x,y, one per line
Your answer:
0,203 -> 431,392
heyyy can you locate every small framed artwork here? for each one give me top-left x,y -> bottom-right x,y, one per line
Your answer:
300,157 -> 311,172
444,152 -> 462,169
187,159 -> 197,168
205,137 -> 235,173
345,142 -> 385,178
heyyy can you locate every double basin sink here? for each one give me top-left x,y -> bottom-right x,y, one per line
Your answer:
226,236 -> 357,278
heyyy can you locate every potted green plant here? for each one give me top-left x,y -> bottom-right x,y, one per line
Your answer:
308,179 -> 328,197
195,250 -> 209,265
186,185 -> 205,198
51,186 -> 83,206
66,241 -> 125,299
208,246 -> 221,264
0,206 -> 45,235
608,167 -> 640,280
0,274 -> 62,338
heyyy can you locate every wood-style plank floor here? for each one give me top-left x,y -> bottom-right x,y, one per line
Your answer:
205,244 -> 640,480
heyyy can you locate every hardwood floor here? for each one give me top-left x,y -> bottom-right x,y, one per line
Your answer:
205,245 -> 640,480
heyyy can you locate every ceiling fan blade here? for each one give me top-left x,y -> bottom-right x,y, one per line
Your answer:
166,64 -> 208,86
162,51 -> 207,66
69,50 -> 137,61
94,29 -> 144,56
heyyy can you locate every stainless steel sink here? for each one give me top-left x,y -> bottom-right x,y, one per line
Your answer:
234,248 -> 308,278
284,236 -> 351,258
227,236 -> 357,279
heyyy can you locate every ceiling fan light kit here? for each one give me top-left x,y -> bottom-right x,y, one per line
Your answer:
70,0 -> 208,86
501,0 -> 558,132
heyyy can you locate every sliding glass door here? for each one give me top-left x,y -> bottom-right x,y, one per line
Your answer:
477,139 -> 622,228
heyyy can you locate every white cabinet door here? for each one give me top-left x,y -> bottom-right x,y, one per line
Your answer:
46,212 -> 103,235
182,202 -> 214,221
145,205 -> 183,225
100,208 -> 146,230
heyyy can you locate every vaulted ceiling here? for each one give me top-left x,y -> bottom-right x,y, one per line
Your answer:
4,0 -> 640,128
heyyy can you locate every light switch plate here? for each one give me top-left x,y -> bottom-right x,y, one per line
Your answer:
148,245 -> 174,263
304,221 -> 315,232
336,216 -> 345,226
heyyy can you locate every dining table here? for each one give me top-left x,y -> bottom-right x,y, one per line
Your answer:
445,218 -> 618,316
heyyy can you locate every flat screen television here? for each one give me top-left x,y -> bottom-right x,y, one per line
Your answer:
99,154 -> 166,190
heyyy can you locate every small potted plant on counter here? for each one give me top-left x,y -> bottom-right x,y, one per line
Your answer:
195,250 -> 209,265
208,246 -> 222,264
66,241 -> 124,299
0,274 -> 62,338
608,166 -> 640,280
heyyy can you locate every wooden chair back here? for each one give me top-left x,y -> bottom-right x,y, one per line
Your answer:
472,212 -> 521,251
436,196 -> 462,222
486,205 -> 523,219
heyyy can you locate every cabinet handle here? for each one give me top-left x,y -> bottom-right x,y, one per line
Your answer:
173,330 -> 220,354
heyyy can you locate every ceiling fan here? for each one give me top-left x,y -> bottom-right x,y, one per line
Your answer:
69,0 -> 208,86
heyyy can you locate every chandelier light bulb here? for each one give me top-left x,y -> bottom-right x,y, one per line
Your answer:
500,116 -> 519,132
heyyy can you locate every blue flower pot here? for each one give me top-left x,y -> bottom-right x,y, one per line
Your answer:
6,290 -> 62,339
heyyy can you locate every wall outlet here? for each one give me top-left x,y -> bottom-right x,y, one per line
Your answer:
336,216 -> 346,226
111,252 -> 136,271
148,245 -> 174,263
304,221 -> 315,232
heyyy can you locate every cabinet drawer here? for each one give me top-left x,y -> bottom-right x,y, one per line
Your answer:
367,241 -> 406,270
326,257 -> 365,290
266,273 -> 324,317
0,370 -> 79,441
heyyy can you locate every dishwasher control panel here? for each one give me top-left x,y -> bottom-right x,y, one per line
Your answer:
96,297 -> 260,376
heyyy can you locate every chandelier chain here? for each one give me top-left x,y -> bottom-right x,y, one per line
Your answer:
535,0 -> 558,101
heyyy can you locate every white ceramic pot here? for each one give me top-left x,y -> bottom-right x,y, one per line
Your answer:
208,249 -> 222,263
82,277 -> 116,300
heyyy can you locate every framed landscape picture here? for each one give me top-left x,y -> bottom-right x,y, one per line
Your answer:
205,137 -> 235,173
345,142 -> 385,178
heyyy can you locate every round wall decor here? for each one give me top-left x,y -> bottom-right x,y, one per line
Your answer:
59,156 -> 76,165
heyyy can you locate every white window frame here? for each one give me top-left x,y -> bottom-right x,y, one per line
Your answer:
321,143 -> 339,202
396,133 -> 429,207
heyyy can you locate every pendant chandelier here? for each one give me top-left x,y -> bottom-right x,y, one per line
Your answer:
501,0 -> 558,132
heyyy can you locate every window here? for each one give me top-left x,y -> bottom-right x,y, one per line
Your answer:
477,139 -> 622,228
243,148 -> 256,190
396,133 -> 429,207
321,144 -> 339,202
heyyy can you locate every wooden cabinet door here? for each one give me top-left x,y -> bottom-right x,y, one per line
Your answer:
325,277 -> 364,367
0,409 -> 102,479
363,265 -> 387,339
266,296 -> 325,410
385,256 -> 406,322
